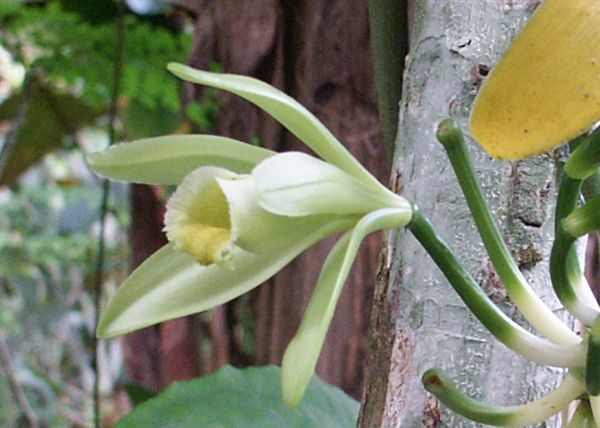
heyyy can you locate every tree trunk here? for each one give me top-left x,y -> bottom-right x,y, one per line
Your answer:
179,0 -> 385,397
360,1 -> 573,427
124,184 -> 199,391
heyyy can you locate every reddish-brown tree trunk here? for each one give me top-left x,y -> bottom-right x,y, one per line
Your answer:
124,184 -> 199,391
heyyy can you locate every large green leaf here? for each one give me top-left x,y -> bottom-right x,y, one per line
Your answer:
0,79 -> 100,187
116,365 -> 359,428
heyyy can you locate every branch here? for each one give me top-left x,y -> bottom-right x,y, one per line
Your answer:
0,331 -> 39,428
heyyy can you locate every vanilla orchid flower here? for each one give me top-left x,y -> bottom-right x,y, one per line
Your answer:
88,66 -> 412,407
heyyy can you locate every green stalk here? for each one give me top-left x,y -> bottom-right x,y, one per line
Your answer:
586,318 -> 600,396
422,369 -> 584,426
565,127 -> 600,181
564,195 -> 600,238
551,223 -> 599,325
367,0 -> 408,155
583,170 -> 600,201
555,176 -> 596,306
436,119 -> 580,345
552,175 -> 599,325
407,208 -> 585,367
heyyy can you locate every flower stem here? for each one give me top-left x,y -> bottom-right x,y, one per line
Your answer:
422,368 -> 584,426
564,195 -> 600,238
565,127 -> 600,181
552,175 -> 599,325
407,208 -> 585,367
586,317 -> 600,396
436,118 -> 580,345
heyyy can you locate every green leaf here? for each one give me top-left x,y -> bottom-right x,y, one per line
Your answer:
0,79 -> 100,187
98,216 -> 352,338
281,208 -> 412,406
167,63 -> 384,191
253,152 -> 408,217
115,365 -> 359,428
87,135 -> 275,185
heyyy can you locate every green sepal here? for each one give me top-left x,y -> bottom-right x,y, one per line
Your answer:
167,63 -> 387,193
281,208 -> 412,407
97,217 -> 352,338
87,134 -> 275,185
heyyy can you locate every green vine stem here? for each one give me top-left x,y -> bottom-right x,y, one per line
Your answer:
551,174 -> 600,325
564,195 -> 600,238
435,119 -> 580,344
422,369 -> 584,426
406,208 -> 585,367
367,0 -> 408,154
585,317 -> 600,395
565,127 -> 600,181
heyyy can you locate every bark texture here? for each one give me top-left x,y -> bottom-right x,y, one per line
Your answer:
124,185 -> 199,391
181,0 -> 385,396
360,1 -> 572,427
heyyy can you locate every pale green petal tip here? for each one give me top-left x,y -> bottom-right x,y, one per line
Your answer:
281,335 -> 319,408
167,62 -> 189,77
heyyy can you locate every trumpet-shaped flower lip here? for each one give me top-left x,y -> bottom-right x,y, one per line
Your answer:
164,166 -> 236,265
470,0 -> 600,159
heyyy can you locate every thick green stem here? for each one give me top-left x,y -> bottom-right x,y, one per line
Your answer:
407,208 -> 585,367
436,118 -> 579,344
565,127 -> 600,181
552,223 -> 599,325
422,369 -> 584,427
552,175 -> 600,325
367,0 -> 408,155
565,195 -> 600,238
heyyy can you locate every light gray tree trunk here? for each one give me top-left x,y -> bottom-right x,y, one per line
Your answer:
360,1 -> 574,427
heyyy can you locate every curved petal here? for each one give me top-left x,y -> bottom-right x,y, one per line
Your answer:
97,217 -> 353,338
253,152 -> 409,216
218,174 -> 356,254
470,0 -> 600,159
281,208 -> 412,407
167,63 -> 386,192
87,135 -> 275,185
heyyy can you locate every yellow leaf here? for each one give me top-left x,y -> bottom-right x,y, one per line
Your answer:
470,0 -> 600,159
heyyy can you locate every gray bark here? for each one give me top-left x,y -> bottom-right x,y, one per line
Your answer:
360,1 -> 574,427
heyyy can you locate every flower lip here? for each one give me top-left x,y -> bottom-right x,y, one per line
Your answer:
164,166 -> 238,266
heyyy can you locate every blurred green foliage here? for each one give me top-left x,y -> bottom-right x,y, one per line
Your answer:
0,1 -> 191,112
0,176 -> 131,426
